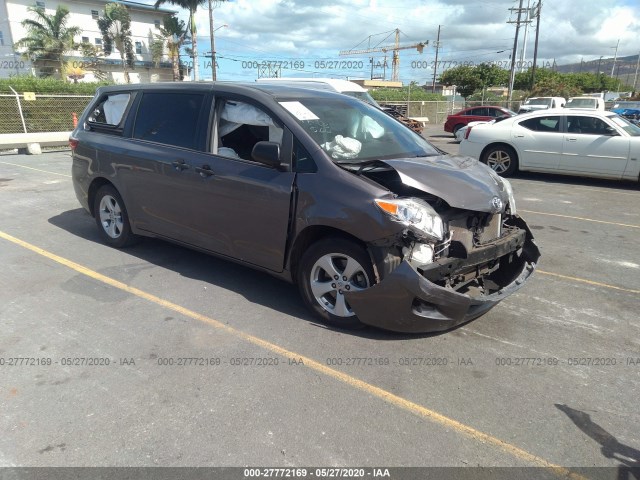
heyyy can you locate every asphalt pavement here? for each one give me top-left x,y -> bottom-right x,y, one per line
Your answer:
0,138 -> 639,477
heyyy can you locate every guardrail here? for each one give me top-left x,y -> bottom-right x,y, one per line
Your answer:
0,132 -> 72,154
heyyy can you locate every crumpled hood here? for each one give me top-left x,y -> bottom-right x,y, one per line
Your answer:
381,155 -> 509,213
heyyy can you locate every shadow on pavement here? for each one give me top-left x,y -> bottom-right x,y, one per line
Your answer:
555,404 -> 640,478
48,208 -> 440,340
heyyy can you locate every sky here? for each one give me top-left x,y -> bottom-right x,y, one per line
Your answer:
159,0 -> 640,83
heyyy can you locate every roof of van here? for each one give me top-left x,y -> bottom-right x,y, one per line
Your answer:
94,81 -> 365,103
256,77 -> 368,93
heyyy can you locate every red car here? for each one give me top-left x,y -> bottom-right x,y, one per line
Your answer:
444,106 -> 516,136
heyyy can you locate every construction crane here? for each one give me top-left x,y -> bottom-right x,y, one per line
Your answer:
339,29 -> 428,82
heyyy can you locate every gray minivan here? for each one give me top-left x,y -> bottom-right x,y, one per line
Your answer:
70,83 -> 540,333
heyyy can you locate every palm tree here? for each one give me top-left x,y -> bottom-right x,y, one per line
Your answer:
15,6 -> 81,79
97,3 -> 135,83
154,0 -> 206,81
151,16 -> 188,81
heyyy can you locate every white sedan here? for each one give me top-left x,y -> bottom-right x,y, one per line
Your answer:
454,115 -> 512,142
459,109 -> 640,181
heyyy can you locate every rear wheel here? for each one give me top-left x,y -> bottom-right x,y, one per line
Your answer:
93,185 -> 138,248
481,144 -> 518,177
297,238 -> 374,329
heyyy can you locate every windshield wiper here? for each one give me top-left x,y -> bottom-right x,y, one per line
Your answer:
334,159 -> 379,165
334,159 -> 387,175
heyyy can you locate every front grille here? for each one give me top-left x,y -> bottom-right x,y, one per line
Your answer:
447,213 -> 502,251
477,214 -> 501,244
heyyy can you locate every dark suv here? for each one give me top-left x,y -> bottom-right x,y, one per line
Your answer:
70,83 -> 539,333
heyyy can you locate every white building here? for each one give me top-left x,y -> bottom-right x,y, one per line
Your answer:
0,0 -> 181,82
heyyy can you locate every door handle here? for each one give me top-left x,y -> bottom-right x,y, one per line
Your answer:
566,138 -> 577,142
196,165 -> 215,177
172,160 -> 189,171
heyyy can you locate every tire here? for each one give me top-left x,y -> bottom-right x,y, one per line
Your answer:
481,144 -> 518,177
452,124 -> 464,137
93,185 -> 138,248
297,238 -> 375,329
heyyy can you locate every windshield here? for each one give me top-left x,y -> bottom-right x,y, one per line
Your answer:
280,96 -> 439,163
613,101 -> 640,110
525,98 -> 552,106
343,91 -> 380,107
566,99 -> 596,108
611,115 -> 640,136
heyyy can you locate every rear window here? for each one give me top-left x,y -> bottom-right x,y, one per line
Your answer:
133,92 -> 206,150
519,116 -> 560,132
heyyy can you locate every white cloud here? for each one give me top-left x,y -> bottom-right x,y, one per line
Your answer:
160,0 -> 640,81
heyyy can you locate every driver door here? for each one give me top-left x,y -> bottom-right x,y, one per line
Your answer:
182,97 -> 295,272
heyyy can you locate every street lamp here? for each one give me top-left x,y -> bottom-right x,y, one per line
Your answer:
208,23 -> 228,81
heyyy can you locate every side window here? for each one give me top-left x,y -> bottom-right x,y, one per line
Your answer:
519,116 -> 560,132
293,140 -> 317,173
488,109 -> 503,118
567,116 -> 610,135
468,107 -> 486,116
87,93 -> 131,131
133,92 -> 205,150
216,100 -> 283,161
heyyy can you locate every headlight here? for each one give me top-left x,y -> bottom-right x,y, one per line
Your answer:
502,178 -> 517,215
375,198 -> 444,241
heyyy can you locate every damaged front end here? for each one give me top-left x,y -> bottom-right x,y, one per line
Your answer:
344,157 -> 540,333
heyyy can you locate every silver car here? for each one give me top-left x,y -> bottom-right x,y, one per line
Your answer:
460,108 -> 640,180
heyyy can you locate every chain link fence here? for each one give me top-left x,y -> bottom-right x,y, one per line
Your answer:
0,93 -> 93,134
378,100 -> 523,124
0,93 -> 523,136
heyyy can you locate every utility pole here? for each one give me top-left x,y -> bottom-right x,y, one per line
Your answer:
632,52 -> 640,95
508,0 -> 526,103
209,0 -> 215,81
611,39 -> 620,77
530,0 -> 541,90
518,0 -> 532,72
431,25 -> 441,93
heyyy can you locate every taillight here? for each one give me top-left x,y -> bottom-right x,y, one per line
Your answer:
69,137 -> 79,151
464,127 -> 472,140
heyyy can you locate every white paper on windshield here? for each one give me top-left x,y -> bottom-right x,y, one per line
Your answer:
279,102 -> 319,121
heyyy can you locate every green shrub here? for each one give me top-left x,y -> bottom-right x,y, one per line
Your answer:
370,87 -> 445,102
0,75 -> 112,94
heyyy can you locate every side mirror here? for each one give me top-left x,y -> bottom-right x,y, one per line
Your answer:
604,127 -> 619,136
251,141 -> 281,168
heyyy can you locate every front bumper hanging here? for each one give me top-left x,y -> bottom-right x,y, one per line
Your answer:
345,217 -> 541,333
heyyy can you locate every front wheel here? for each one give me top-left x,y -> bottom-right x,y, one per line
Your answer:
481,144 -> 518,177
297,238 -> 375,329
93,185 -> 138,248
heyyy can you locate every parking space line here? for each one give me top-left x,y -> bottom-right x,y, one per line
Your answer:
0,228 -> 584,479
520,209 -> 640,229
565,187 -> 640,198
537,270 -> 640,295
0,161 -> 72,178
511,181 -> 640,198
